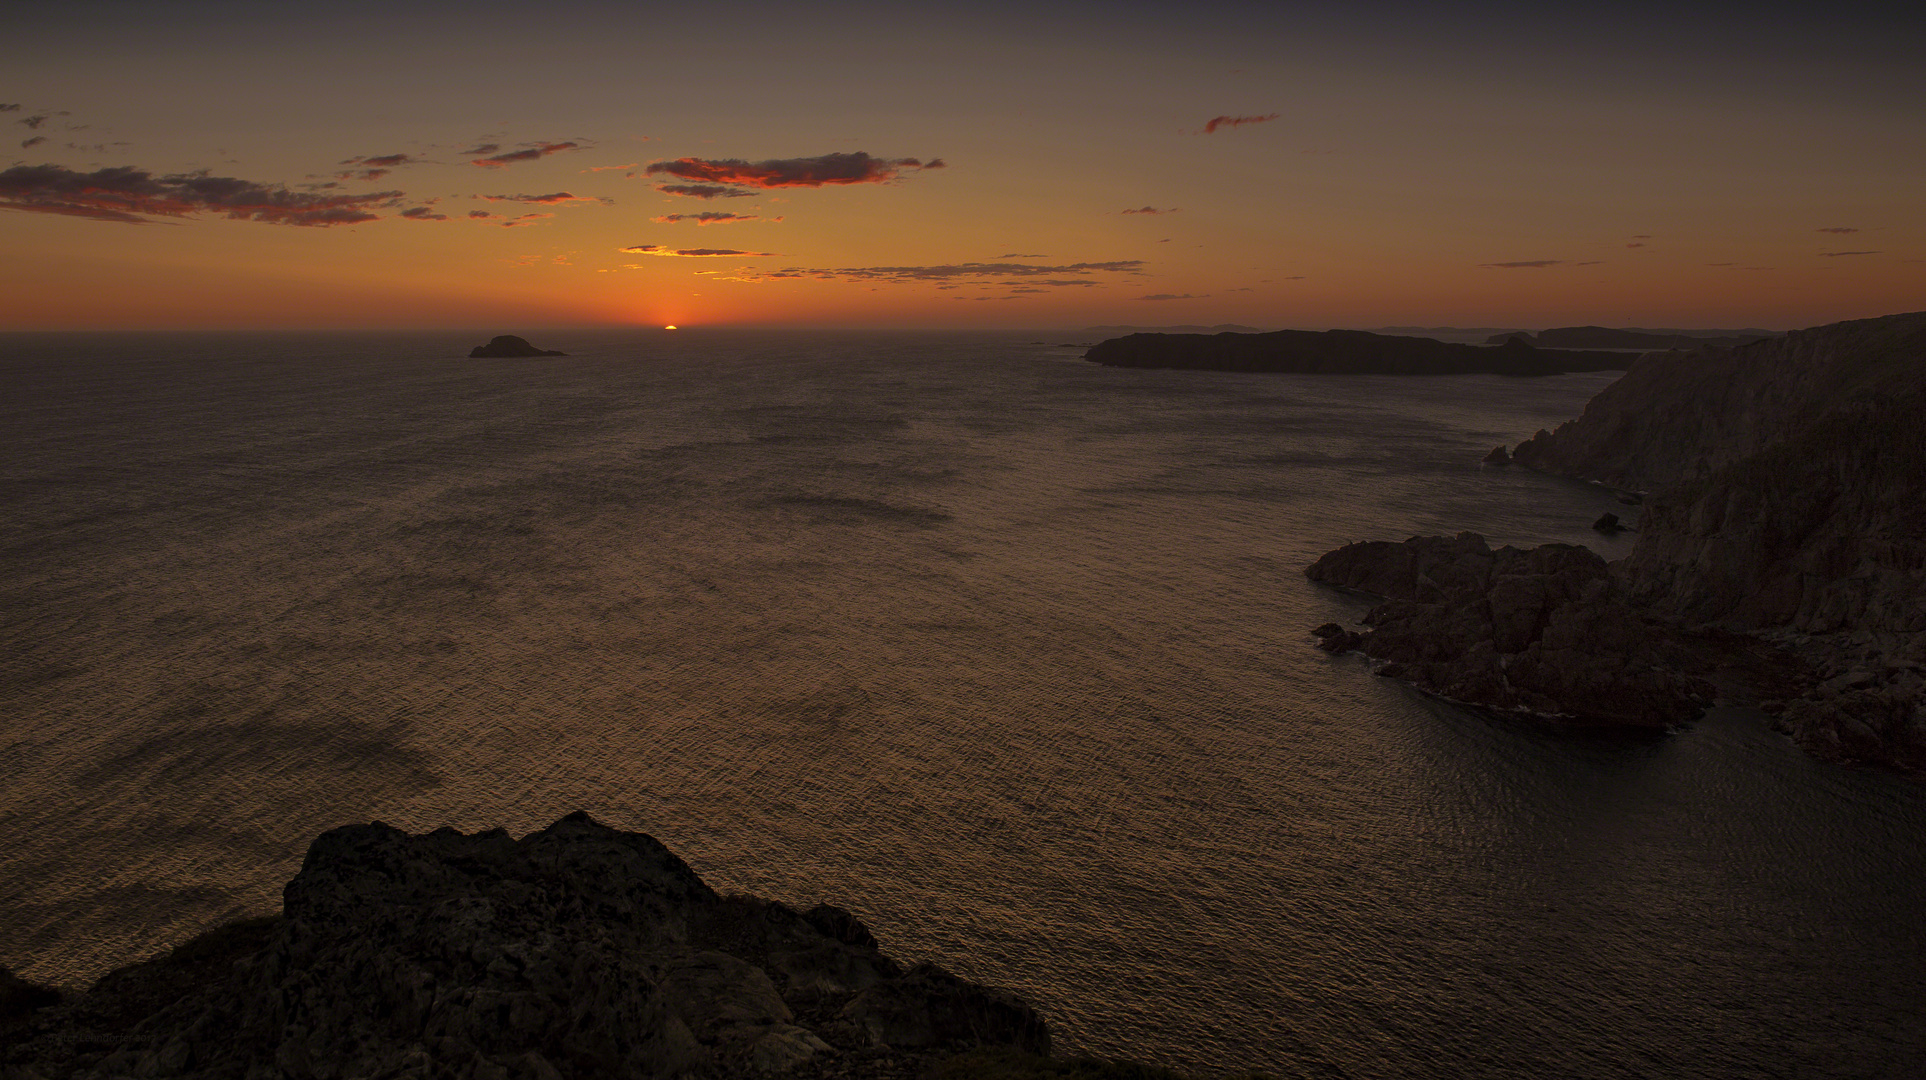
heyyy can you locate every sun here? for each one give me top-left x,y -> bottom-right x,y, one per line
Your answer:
664,325 -> 678,330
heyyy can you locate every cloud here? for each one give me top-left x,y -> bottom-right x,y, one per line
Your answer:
652,212 -> 760,225
644,151 -> 943,189
993,253 -> 1046,258
21,136 -> 45,149
1479,259 -> 1562,268
726,259 -> 1144,285
400,206 -> 446,221
19,114 -> 53,130
584,162 -> 638,173
620,245 -> 775,257
477,191 -> 608,205
1626,242 -> 1645,248
458,143 -> 501,156
1140,293 -> 1208,301
1819,250 -> 1880,257
468,209 -> 552,227
0,104 -> 19,112
1632,234 -> 1651,239
1201,114 -> 1278,134
0,163 -> 400,225
472,142 -> 582,168
654,182 -> 758,200
342,153 -> 417,169
1817,227 -> 1860,234
1123,206 -> 1178,215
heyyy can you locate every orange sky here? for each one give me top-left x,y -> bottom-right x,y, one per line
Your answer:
3,1 -> 1921,331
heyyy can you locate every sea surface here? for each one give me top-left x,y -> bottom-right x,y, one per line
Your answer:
2,330 -> 1921,1078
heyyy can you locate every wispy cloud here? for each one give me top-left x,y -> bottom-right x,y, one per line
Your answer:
0,163 -> 400,225
1140,292 -> 1208,301
400,206 -> 446,221
1201,114 -> 1278,134
620,245 -> 776,257
583,162 -> 638,173
644,151 -> 943,189
655,183 -> 757,200
1479,259 -> 1563,268
468,209 -> 554,227
652,212 -> 763,225
477,191 -> 609,205
726,259 -> 1144,285
1819,250 -> 1880,257
1122,206 -> 1178,215
0,104 -> 19,112
20,136 -> 45,149
1817,226 -> 1860,234
472,141 -> 583,168
458,143 -> 500,156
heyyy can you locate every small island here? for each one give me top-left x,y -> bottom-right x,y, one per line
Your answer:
469,335 -> 567,358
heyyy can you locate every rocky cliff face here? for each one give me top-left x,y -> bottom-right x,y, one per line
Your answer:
0,814 -> 1049,1079
1510,312 -> 1926,491
1511,311 -> 1926,769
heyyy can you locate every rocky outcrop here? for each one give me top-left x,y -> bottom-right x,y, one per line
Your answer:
1425,311 -> 1926,770
0,813 -> 1049,1079
1085,329 -> 1628,376
470,335 -> 567,358
1306,533 -> 1714,727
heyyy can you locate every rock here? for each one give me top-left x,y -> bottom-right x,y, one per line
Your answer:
0,966 -> 61,1021
1305,534 -> 1713,727
841,964 -> 1050,1055
1593,513 -> 1621,533
0,814 -> 1049,1079
1482,445 -> 1512,466
469,335 -> 567,358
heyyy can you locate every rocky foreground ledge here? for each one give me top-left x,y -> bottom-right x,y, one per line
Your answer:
0,814 -> 1054,1080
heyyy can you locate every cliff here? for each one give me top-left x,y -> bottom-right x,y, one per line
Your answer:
1313,312 -> 1926,771
1084,329 -> 1628,376
1510,313 -> 1926,490
0,814 -> 1049,1079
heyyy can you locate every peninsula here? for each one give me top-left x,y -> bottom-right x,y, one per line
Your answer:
1085,328 -> 1627,376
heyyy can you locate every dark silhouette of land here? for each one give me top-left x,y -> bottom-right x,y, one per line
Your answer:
469,335 -> 567,358
1086,328 -> 1628,375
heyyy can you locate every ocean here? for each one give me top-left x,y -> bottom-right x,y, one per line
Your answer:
2,330 -> 1921,1078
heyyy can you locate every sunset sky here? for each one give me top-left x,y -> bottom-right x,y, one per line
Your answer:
4,0 -> 1921,331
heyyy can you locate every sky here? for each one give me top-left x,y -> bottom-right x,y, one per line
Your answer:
3,0 -> 1921,331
